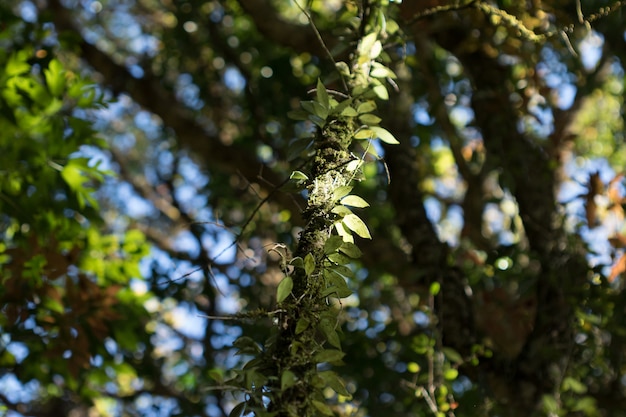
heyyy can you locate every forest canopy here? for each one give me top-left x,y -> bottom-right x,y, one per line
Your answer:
1,1 -> 626,417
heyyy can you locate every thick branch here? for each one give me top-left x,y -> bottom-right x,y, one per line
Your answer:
383,82 -> 475,353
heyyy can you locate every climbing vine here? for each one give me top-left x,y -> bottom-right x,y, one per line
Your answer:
225,2 -> 401,416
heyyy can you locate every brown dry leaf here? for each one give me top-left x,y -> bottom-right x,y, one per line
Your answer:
608,233 -> 626,249
585,172 -> 604,228
609,254 -> 626,283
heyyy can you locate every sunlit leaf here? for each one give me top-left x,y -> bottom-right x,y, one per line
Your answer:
370,126 -> 399,144
276,276 -> 293,303
342,213 -> 371,239
341,195 -> 370,208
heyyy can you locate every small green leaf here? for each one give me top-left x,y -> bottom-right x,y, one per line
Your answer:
323,269 -> 352,298
44,59 -> 66,97
316,78 -> 330,109
310,115 -> 326,128
312,400 -> 334,416
340,106 -> 358,117
359,113 -> 383,125
296,317 -> 310,334
358,33 -> 378,59
276,276 -> 293,303
321,285 -> 353,299
290,170 -> 309,181
319,371 -> 352,398
339,242 -> 362,258
327,252 -> 352,265
370,62 -> 397,79
442,347 -> 463,364
370,126 -> 399,144
314,349 -> 345,363
335,222 -> 354,243
329,97 -> 353,115
335,61 -> 350,76
372,84 -> 389,100
341,195 -> 370,208
304,253 -> 316,276
331,205 -> 353,217
332,185 -> 353,201
369,40 -> 383,59
319,319 -> 342,348
281,370 -> 297,390
324,236 -> 344,255
354,128 -> 374,139
429,282 -> 441,296
290,257 -> 304,269
444,368 -> 459,380
563,377 -> 587,394
287,109 -> 309,120
357,101 -> 377,113
342,214 -> 371,239
346,160 -> 362,172
329,264 -> 355,279
301,100 -> 328,121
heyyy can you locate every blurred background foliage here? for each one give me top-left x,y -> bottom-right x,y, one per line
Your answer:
1,0 -> 626,416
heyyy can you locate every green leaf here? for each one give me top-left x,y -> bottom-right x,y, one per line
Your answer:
290,257 -> 304,269
44,59 -> 66,97
296,317 -> 310,334
290,170 -> 309,181
370,62 -> 397,79
339,242 -> 362,258
322,269 -> 352,298
370,126 -> 399,144
304,253 -> 315,276
329,264 -> 354,279
442,347 -> 463,364
443,368 -> 459,380
345,160 -> 362,172
335,61 -> 350,76
327,252 -> 352,265
281,370 -> 297,390
276,276 -> 293,303
332,185 -> 353,201
563,377 -> 587,394
324,236 -> 344,255
316,78 -> 329,109
319,371 -> 352,398
369,40 -> 383,59
6,50 -> 30,76
287,109 -> 309,120
334,222 -> 354,243
358,113 -> 382,125
341,195 -> 370,208
429,282 -> 441,296
319,319 -> 342,348
329,97 -> 353,115
354,128 -> 374,139
372,84 -> 389,100
331,205 -> 353,217
357,101 -> 377,113
314,349 -> 345,363
312,400 -> 334,416
358,33 -> 378,59
301,100 -> 328,121
342,213 -> 371,239
340,106 -> 358,117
